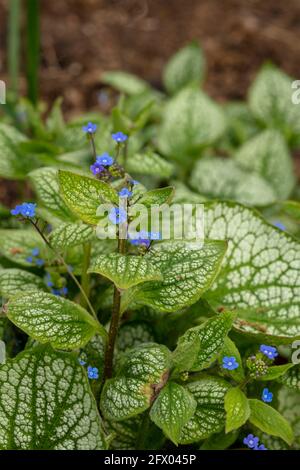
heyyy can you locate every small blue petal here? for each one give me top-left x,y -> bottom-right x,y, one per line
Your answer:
112,131 -> 128,143
109,207 -> 127,225
32,248 -> 40,257
96,153 -> 114,166
119,188 -> 132,198
83,122 -> 97,134
260,344 -> 278,360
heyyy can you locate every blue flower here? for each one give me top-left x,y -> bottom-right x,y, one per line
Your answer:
260,344 -> 278,360
79,358 -> 86,366
90,162 -> 105,176
35,258 -> 45,267
222,356 -> 239,370
87,366 -> 99,380
273,221 -> 286,231
82,122 -> 97,134
254,444 -> 267,450
119,188 -> 132,198
61,287 -> 68,296
262,387 -> 273,403
109,207 -> 127,225
96,153 -> 114,166
112,131 -> 128,143
130,180 -> 140,185
51,288 -> 61,296
32,248 -> 40,257
243,434 -> 260,449
149,231 -> 161,240
26,256 -> 33,263
129,239 -> 151,248
11,202 -> 36,218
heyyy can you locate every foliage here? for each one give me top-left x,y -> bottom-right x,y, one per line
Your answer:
0,42 -> 299,451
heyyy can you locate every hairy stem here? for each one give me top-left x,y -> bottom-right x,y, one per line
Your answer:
30,220 -> 98,322
102,235 -> 127,382
89,134 -> 97,160
80,242 -> 91,308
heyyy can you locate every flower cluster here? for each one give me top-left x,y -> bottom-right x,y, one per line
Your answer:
26,248 -> 45,267
128,231 -> 162,248
222,356 -> 239,370
243,434 -> 267,450
46,273 -> 68,297
119,188 -> 132,198
11,202 -> 36,218
87,366 -> 99,380
90,153 -> 115,176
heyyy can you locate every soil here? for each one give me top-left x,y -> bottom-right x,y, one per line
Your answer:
0,0 -> 300,205
1,0 -> 300,114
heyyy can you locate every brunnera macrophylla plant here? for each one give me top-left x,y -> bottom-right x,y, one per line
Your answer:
0,43 -> 300,451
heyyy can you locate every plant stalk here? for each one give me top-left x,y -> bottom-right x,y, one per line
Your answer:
80,242 -> 91,308
102,235 -> 127,382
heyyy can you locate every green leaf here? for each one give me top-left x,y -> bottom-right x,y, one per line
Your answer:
163,43 -> 205,95
7,292 -> 102,350
116,321 -> 155,354
249,64 -> 300,141
127,240 -> 227,313
102,71 -> 149,95
249,399 -> 294,445
0,345 -> 106,449
101,343 -> 171,421
176,312 -> 236,372
278,365 -> 300,391
224,387 -> 250,433
158,88 -> 226,160
126,151 -> 174,178
172,335 -> 201,373
0,269 -> 46,297
29,167 -> 76,221
58,170 -> 118,224
219,337 -> 245,382
101,377 -> 152,421
234,130 -> 295,200
258,363 -> 295,381
282,200 -> 300,221
179,376 -> 231,444
138,187 -> 175,207
204,201 -> 300,339
190,157 -> 276,206
150,382 -> 196,445
0,124 -> 36,180
89,253 -> 162,289
50,222 -> 95,249
0,229 -> 48,267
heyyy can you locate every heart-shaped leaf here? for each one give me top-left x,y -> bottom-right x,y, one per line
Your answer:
234,130 -> 295,200
176,311 -> 236,372
163,42 -> 205,95
127,240 -> 227,313
150,381 -> 196,445
127,151 -> 174,178
158,88 -> 226,159
178,376 -> 231,444
102,71 -> 149,95
7,292 -> 102,350
0,124 -> 35,180
138,187 -> 175,207
0,345 -> 106,449
0,229 -> 49,267
58,170 -> 118,224
89,253 -> 162,289
204,201 -> 300,339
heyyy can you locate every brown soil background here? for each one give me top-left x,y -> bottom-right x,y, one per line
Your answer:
1,0 -> 300,115
1,0 -> 300,204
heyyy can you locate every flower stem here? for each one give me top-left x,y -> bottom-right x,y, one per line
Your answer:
30,220 -> 98,322
102,235 -> 127,382
89,133 -> 97,160
80,242 -> 91,308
